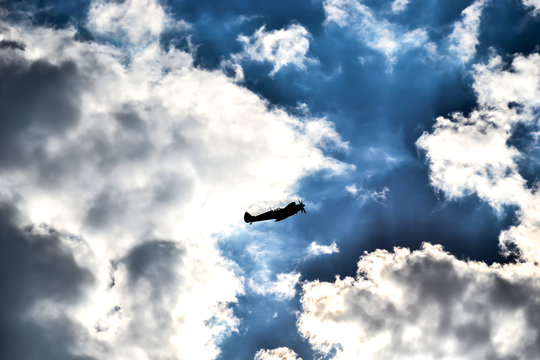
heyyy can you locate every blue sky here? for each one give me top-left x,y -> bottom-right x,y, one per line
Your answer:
1,1 -> 539,359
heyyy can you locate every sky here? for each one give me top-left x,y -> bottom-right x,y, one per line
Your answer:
0,0 -> 539,359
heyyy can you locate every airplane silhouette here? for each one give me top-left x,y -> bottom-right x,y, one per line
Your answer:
244,201 -> 306,224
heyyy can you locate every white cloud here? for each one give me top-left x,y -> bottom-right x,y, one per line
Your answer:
448,0 -> 487,63
391,0 -> 409,13
88,0 -> 169,43
0,0 -> 349,358
323,0 -> 429,67
417,53 -> 540,262
299,243 -> 540,360
308,241 -> 340,256
249,272 -> 302,301
236,24 -> 316,75
254,347 -> 302,360
522,0 -> 540,15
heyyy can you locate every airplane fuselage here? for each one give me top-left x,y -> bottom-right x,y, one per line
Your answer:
244,202 -> 305,224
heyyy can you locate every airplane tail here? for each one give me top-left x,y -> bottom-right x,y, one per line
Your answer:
244,212 -> 255,223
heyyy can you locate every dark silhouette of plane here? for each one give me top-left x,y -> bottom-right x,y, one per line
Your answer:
244,201 -> 306,224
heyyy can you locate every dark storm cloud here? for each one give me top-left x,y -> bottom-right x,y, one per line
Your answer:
0,55 -> 82,167
0,203 -> 96,360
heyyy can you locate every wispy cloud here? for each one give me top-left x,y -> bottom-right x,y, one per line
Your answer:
254,347 -> 302,360
249,272 -> 301,301
346,184 -> 389,204
522,0 -> 540,15
391,0 -> 409,13
323,0 -> 430,68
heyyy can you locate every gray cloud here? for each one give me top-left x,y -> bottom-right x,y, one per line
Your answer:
123,240 -> 184,298
0,39 -> 25,50
0,203 -> 97,360
0,55 -> 82,167
102,240 -> 186,359
85,188 -> 127,228
114,106 -> 147,132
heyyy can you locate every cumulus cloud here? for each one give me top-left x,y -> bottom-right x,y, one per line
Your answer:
87,0 -> 168,43
448,0 -> 487,63
236,24 -> 316,75
0,204 -> 98,360
0,0 -> 349,358
254,347 -> 302,360
417,53 -> 540,262
323,0 -> 430,67
299,243 -> 540,359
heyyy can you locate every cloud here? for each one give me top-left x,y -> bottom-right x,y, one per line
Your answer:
448,0 -> 487,63
390,0 -> 409,14
0,0 -> 349,358
345,184 -> 389,204
417,53 -> 540,262
0,58 -> 82,167
0,203 -> 98,360
308,241 -> 340,256
249,271 -> 302,301
254,347 -> 302,360
236,24 -> 316,75
0,38 -> 25,50
323,0 -> 430,67
87,0 -> 168,43
298,243 -> 540,359
522,0 -> 540,15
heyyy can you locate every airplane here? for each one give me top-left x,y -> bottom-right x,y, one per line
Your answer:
244,200 -> 306,224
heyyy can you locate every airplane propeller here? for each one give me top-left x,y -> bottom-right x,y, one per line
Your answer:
298,199 -> 306,214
